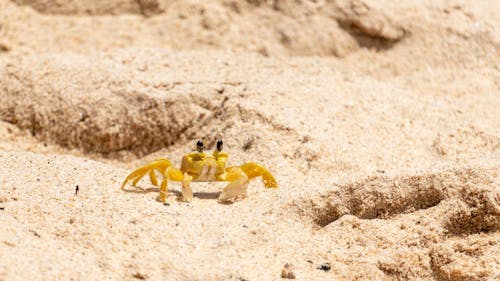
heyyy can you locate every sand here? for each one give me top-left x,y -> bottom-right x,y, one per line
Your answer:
0,0 -> 499,280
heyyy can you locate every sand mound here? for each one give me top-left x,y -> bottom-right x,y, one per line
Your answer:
0,49 -> 306,159
295,162 -> 499,231
2,46 -> 498,172
12,0 -> 167,16
1,50 -> 214,156
2,0 -> 409,57
11,0 -> 163,15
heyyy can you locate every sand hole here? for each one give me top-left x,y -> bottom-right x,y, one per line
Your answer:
302,167 -> 499,230
303,172 -> 457,228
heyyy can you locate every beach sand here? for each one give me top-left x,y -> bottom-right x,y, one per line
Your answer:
0,0 -> 499,280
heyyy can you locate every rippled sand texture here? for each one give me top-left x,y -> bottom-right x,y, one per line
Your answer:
0,0 -> 499,280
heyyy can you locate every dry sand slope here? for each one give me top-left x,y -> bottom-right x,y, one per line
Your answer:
0,0 -> 499,280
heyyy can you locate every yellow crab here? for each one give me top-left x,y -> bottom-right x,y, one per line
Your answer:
121,140 -> 277,203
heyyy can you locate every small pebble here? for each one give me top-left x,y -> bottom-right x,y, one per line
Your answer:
132,272 -> 146,280
317,263 -> 331,271
281,263 -> 296,279
216,85 -> 225,94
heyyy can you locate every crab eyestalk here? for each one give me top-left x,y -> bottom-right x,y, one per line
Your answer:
214,139 -> 223,158
196,140 -> 204,152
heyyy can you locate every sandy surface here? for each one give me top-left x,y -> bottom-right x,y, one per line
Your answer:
0,0 -> 499,280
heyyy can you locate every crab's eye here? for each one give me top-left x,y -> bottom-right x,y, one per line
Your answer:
196,140 -> 204,152
216,140 -> 223,151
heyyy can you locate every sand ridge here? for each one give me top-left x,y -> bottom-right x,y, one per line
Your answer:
0,0 -> 499,280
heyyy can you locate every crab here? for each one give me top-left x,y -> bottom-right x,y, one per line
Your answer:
121,140 -> 277,203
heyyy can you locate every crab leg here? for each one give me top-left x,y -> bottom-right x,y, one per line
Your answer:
121,158 -> 173,189
122,168 -> 148,189
181,173 -> 194,202
149,170 -> 158,186
160,167 -> 184,203
122,167 -> 144,189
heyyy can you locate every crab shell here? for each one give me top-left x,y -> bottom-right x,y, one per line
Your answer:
181,151 -> 228,181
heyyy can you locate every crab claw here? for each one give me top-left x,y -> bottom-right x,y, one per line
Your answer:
239,162 -> 277,188
218,168 -> 249,202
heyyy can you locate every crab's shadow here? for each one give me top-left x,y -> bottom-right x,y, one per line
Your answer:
122,186 -> 228,203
